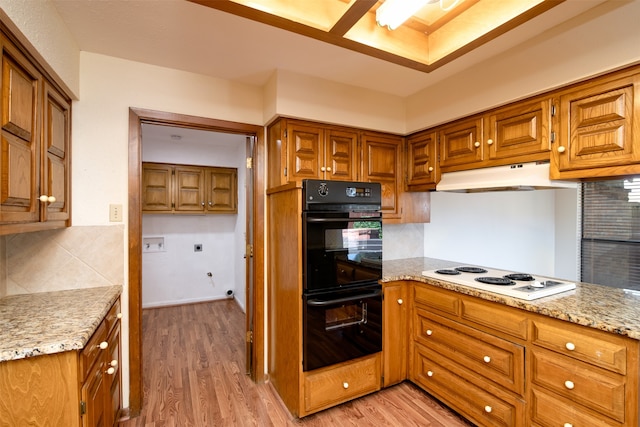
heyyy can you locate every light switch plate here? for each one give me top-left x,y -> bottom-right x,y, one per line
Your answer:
109,204 -> 123,222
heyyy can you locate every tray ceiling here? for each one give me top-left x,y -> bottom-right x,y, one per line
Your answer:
189,0 -> 565,73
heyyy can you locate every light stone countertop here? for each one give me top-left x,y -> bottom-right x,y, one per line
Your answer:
0,286 -> 122,363
382,257 -> 640,341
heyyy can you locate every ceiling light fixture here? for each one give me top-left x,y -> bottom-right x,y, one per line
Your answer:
376,0 -> 460,30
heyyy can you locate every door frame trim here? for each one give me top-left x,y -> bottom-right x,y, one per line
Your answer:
127,107 -> 265,415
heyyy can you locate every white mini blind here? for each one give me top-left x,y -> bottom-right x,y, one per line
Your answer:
581,178 -> 640,291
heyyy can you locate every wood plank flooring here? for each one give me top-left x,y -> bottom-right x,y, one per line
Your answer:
119,300 -> 472,427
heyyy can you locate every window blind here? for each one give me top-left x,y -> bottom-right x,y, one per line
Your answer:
581,178 -> 640,291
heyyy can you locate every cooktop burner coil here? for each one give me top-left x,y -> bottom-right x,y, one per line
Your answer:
434,269 -> 461,275
504,273 -> 535,281
475,277 -> 516,286
455,266 -> 488,274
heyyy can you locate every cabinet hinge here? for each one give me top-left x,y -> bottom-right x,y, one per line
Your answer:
550,131 -> 556,143
246,157 -> 253,169
171,202 -> 175,208
283,167 -> 288,177
80,401 -> 86,416
284,129 -> 288,138
551,104 -> 557,117
172,170 -> 175,176
246,330 -> 253,343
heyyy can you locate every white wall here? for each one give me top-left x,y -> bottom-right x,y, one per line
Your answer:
424,189 -> 578,280
141,128 -> 247,310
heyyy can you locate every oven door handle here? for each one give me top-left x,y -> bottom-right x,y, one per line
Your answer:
306,289 -> 382,307
305,215 -> 381,223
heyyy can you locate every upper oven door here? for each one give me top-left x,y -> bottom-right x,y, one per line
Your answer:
303,210 -> 382,293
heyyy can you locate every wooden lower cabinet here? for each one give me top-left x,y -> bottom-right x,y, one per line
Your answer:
386,281 -> 640,427
0,298 -> 122,427
303,353 -> 381,415
382,282 -> 409,387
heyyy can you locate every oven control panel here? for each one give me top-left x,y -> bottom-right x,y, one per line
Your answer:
345,186 -> 373,198
303,179 -> 381,210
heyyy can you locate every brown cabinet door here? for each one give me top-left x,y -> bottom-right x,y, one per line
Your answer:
439,117 -> 483,170
287,122 -> 323,181
361,133 -> 401,218
382,283 -> 408,387
0,40 -> 41,224
142,163 -> 173,212
42,82 -> 71,223
488,98 -> 551,161
205,167 -> 238,213
555,74 -> 640,175
174,166 -> 205,212
82,361 -> 107,427
406,130 -> 438,189
324,129 -> 358,181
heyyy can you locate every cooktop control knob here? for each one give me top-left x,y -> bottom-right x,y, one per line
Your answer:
317,182 -> 329,197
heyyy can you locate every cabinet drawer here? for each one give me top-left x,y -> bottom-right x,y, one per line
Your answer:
530,386 -> 622,427
414,308 -> 524,395
530,348 -> 625,422
414,285 -> 460,316
461,298 -> 528,340
105,299 -> 122,336
412,343 -> 524,427
80,320 -> 107,381
304,353 -> 381,414
532,318 -> 627,374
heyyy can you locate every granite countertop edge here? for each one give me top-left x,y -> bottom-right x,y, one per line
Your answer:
382,257 -> 640,341
0,285 -> 122,363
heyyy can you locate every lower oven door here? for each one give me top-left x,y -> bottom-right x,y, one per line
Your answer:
303,284 -> 382,372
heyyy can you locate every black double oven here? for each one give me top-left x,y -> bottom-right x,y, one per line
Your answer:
302,179 -> 383,372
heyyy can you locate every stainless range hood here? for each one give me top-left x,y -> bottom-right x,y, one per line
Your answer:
436,162 -> 578,192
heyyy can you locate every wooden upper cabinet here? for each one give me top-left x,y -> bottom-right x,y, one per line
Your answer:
406,130 -> 438,190
205,167 -> 237,213
551,72 -> 640,179
0,34 -> 72,235
0,39 -> 41,226
324,128 -> 358,181
438,117 -> 484,171
488,98 -> 551,162
361,132 -> 401,219
142,162 -> 237,214
287,122 -> 323,181
42,82 -> 71,223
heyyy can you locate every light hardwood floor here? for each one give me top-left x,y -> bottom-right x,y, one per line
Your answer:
120,300 -> 472,426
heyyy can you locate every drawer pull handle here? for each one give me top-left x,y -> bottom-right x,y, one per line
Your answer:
565,342 -> 575,351
426,329 -> 433,336
484,405 -> 492,413
99,341 -> 109,350
397,298 -> 403,305
106,367 -> 116,375
117,313 -> 123,319
428,166 -> 434,172
343,382 -> 349,389
564,380 -> 575,390
483,356 -> 491,363
563,424 -> 573,427
474,141 -> 480,148
427,370 -> 433,377
110,359 -> 118,367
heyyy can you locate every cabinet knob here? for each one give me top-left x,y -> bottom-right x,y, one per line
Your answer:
484,405 -> 492,413
397,298 -> 403,305
326,167 -> 332,172
563,424 -> 573,427
343,382 -> 349,389
487,139 -> 494,145
558,145 -> 566,153
427,370 -> 433,377
39,195 -> 56,203
565,342 -> 575,351
48,196 -> 56,203
106,367 -> 116,375
474,141 -> 480,148
426,329 -> 433,336
483,356 -> 491,363
428,166 -> 434,172
208,201 -> 213,206
201,202 -> 205,206
564,380 -> 575,390
321,166 -> 326,172
99,341 -> 109,350
117,313 -> 123,319
110,359 -> 118,367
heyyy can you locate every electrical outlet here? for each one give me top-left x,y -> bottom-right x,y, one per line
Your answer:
109,204 -> 122,222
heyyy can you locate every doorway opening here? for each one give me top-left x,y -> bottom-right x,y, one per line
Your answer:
127,108 -> 265,415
